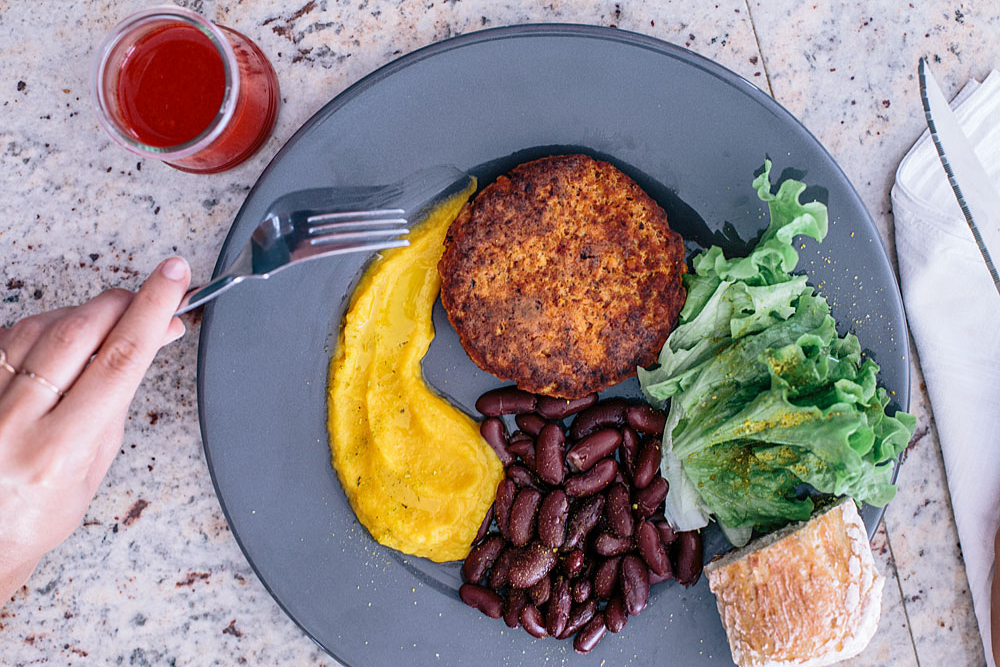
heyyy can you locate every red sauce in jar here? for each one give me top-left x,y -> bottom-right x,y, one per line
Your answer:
104,17 -> 279,173
117,24 -> 226,148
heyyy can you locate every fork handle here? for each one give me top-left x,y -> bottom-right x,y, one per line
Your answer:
174,276 -> 239,316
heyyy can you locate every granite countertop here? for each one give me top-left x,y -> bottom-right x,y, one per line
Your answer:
1,1 -> 996,665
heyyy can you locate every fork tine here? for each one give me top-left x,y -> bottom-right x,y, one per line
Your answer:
305,208 -> 408,236
308,227 -> 410,245
292,238 -> 410,261
307,219 -> 408,236
306,208 -> 406,224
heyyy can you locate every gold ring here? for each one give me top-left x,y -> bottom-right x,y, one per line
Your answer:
0,348 -> 16,375
18,369 -> 65,397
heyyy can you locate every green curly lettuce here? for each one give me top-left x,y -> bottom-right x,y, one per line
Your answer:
639,160 -> 915,545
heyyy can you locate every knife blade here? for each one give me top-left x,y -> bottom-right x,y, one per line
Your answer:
918,57 -> 1000,296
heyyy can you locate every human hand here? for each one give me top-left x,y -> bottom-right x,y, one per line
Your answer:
0,257 -> 190,603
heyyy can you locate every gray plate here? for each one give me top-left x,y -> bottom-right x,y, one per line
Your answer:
197,24 -> 909,666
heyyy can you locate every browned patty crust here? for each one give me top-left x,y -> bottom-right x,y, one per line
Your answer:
439,154 -> 686,398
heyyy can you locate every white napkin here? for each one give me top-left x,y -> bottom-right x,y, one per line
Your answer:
891,69 -> 1000,666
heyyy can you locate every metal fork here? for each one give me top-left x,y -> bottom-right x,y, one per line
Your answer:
174,166 -> 471,315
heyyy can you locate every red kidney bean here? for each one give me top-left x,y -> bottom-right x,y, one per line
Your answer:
564,495 -> 605,549
459,583 -> 504,619
569,398 -> 629,440
655,520 -> 677,547
476,386 -> 537,416
621,555 -> 650,615
504,588 -> 527,628
536,393 -> 598,420
604,595 -> 627,633
519,604 -> 547,638
637,520 -> 671,577
515,412 -> 547,436
633,476 -> 668,517
506,464 -> 542,491
537,489 -> 569,548
626,404 -> 667,436
462,534 -> 505,583
605,483 -> 634,538
565,458 -> 617,498
632,441 -> 661,489
566,428 -> 622,472
672,530 -> 704,587
534,423 -> 566,485
619,425 -> 640,479
558,598 -> 597,639
573,613 -> 607,654
593,556 -> 622,600
462,388 -> 682,648
508,542 -> 558,589
495,479 -> 516,540
509,429 -> 532,443
529,574 -> 551,606
561,548 -> 585,578
488,547 -> 515,590
508,438 -> 536,469
594,531 -> 634,557
509,488 -> 542,547
474,504 -> 494,545
480,417 -> 514,467
545,577 -> 572,638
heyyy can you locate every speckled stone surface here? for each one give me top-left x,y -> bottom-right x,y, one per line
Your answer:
0,1 -> 988,665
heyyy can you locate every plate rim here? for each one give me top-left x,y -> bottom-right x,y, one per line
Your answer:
196,22 -> 911,664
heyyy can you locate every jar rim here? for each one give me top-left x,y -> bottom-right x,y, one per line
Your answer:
90,5 -> 239,160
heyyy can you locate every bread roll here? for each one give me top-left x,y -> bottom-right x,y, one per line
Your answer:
705,498 -> 883,667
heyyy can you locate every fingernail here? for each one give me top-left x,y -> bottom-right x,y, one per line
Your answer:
161,256 -> 189,282
169,321 -> 187,343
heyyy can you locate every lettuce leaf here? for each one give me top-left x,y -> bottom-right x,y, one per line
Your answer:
660,402 -> 713,531
640,160 -> 914,541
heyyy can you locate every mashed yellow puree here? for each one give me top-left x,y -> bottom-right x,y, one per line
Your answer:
327,180 -> 503,562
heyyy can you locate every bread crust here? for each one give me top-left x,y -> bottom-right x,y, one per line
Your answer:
705,499 -> 884,667
438,154 -> 686,398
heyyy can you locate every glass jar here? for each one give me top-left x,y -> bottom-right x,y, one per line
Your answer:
91,5 -> 280,174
